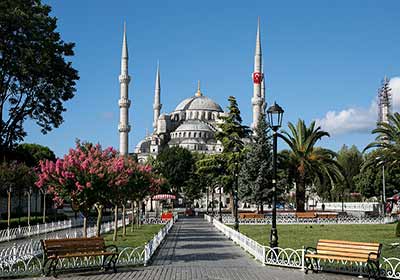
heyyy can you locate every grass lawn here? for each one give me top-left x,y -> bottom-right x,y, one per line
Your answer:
102,223 -> 163,249
235,224 -> 400,258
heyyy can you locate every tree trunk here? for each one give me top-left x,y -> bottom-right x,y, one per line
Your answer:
42,193 -> 46,223
7,191 -> 11,228
113,205 -> 118,241
122,204 -> 126,237
296,177 -> 306,212
260,204 -> 264,214
83,215 -> 87,237
136,200 -> 141,229
95,203 -> 103,237
230,192 -> 234,216
131,201 -> 135,232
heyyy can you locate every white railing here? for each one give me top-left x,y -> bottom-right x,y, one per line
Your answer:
210,216 -> 264,263
0,218 -> 84,243
205,214 -> 400,279
0,216 -> 131,266
144,215 -> 178,265
0,214 -> 178,277
315,202 -> 380,212
221,214 -> 399,225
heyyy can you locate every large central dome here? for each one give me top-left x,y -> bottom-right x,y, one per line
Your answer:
175,95 -> 223,112
175,81 -> 223,112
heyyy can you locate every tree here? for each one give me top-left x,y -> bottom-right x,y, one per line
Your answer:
15,143 -> 56,167
36,141 -> 128,237
334,145 -> 363,201
0,161 -> 35,226
154,146 -> 195,194
238,113 -> 273,213
216,96 -> 251,152
0,0 -> 79,151
279,119 -> 343,212
196,154 -> 229,210
215,96 -> 251,215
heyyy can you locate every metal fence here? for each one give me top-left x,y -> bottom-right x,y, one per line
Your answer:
205,214 -> 400,279
0,215 -> 177,278
220,214 -> 399,225
0,218 -> 83,243
144,215 -> 178,265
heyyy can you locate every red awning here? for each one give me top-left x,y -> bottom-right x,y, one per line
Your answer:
152,194 -> 176,200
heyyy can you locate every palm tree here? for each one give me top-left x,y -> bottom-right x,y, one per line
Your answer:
364,112 -> 400,235
279,119 -> 343,212
364,112 -> 400,166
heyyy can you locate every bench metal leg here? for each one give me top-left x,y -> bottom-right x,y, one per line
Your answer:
103,254 -> 118,273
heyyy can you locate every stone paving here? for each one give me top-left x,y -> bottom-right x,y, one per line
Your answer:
30,217 -> 361,280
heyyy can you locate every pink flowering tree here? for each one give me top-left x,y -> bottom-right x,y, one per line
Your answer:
36,140 -> 127,237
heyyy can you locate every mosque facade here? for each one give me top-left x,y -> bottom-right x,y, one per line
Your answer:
118,20 -> 266,162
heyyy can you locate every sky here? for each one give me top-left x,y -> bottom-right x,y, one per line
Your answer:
24,0 -> 400,157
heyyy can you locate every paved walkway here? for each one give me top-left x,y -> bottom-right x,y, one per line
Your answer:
32,217 -> 360,280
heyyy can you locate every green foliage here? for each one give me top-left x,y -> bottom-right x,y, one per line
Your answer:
279,119 -> 343,211
334,145 -> 363,199
355,150 -> 400,199
365,112 -> 400,166
15,143 -> 56,166
0,161 -> 36,195
216,96 -> 251,152
0,0 -> 79,150
238,113 -> 272,209
154,146 -> 195,194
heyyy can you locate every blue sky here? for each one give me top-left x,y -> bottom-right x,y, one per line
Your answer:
25,0 -> 400,157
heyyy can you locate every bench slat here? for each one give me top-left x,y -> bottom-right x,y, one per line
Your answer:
317,245 -> 377,256
315,250 -> 378,260
318,239 -> 380,247
305,254 -> 369,263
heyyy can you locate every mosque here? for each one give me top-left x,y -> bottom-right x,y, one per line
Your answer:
117,20 -> 266,162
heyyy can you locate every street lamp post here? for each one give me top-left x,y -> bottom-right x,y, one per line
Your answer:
267,102 -> 284,250
206,187 -> 209,215
211,188 -> 215,217
219,186 -> 223,222
376,156 -> 387,216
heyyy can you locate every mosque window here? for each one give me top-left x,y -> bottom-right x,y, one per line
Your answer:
188,132 -> 191,137
194,132 -> 197,138
183,132 -> 186,137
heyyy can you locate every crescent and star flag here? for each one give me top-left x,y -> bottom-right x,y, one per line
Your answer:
253,72 -> 263,84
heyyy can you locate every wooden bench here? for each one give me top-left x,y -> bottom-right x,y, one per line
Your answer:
41,237 -> 119,276
305,239 -> 382,279
295,212 -> 317,219
239,213 -> 264,219
316,213 -> 338,219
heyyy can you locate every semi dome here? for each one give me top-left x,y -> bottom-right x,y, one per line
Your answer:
175,120 -> 215,132
174,96 -> 223,112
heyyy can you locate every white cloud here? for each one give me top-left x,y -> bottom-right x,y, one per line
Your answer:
315,77 -> 400,135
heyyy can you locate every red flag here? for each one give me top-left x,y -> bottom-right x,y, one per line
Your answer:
253,72 -> 262,84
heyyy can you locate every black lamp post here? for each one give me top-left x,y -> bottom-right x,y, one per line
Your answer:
266,102 -> 284,250
219,186 -> 223,222
211,188 -> 215,217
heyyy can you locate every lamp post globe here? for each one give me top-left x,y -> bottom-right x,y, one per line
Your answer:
266,101 -> 284,250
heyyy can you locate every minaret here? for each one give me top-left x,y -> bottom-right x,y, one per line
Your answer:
378,76 -> 392,125
118,22 -> 131,156
261,62 -> 266,112
153,62 -> 161,132
251,17 -> 263,129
